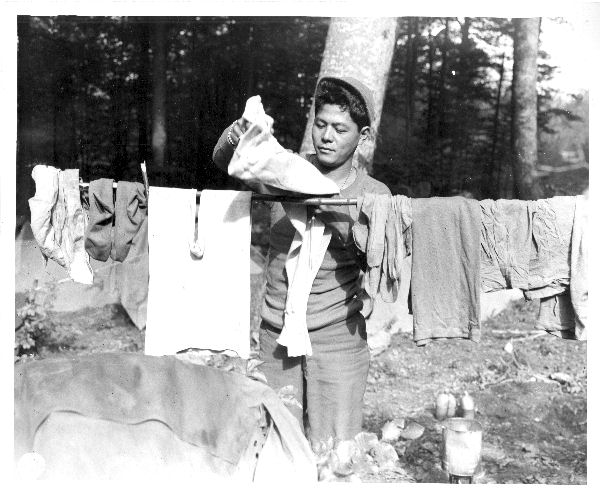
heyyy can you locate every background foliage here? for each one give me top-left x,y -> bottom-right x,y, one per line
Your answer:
16,16 -> 589,216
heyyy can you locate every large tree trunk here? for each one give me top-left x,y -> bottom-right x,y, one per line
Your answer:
16,17 -> 33,217
151,21 -> 168,168
299,17 -> 398,172
511,17 -> 542,199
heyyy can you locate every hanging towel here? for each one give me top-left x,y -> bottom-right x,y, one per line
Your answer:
28,165 -> 93,284
145,187 -> 252,359
228,97 -> 339,196
277,204 -> 332,357
411,197 -> 481,346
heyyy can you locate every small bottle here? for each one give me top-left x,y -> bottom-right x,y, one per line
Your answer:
460,391 -> 475,419
447,392 -> 457,418
435,391 -> 450,420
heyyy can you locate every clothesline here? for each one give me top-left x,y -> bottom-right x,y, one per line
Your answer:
78,181 -> 358,206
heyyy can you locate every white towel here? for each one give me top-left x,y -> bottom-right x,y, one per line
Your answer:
145,187 -> 252,358
277,204 -> 332,357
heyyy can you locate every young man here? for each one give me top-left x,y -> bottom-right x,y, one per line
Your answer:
212,76 -> 390,447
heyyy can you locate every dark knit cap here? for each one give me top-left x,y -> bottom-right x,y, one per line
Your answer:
317,75 -> 375,126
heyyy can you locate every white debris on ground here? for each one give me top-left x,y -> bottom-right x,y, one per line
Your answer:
315,417 -> 429,482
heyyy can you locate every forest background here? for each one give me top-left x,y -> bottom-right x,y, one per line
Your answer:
14,14 -> 590,219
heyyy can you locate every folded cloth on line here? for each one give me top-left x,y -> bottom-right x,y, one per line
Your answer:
522,196 -> 575,299
28,165 -> 93,284
479,199 -> 534,292
411,197 -> 481,346
14,353 -> 316,480
277,204 -> 332,357
144,187 -> 252,359
536,194 -> 587,341
228,97 -> 339,196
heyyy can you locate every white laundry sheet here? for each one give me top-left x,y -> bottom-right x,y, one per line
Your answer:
144,187 -> 252,358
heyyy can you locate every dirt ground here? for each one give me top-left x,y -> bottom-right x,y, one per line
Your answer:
16,290 -> 586,484
362,298 -> 587,484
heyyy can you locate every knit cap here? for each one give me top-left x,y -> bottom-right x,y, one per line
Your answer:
317,75 -> 375,125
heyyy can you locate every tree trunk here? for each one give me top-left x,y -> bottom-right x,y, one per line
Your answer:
511,17 -> 542,199
151,21 -> 168,168
137,21 -> 150,165
404,17 -> 418,149
488,52 -> 506,198
17,17 -> 33,216
299,17 -> 398,172
438,19 -> 449,191
425,28 -> 436,147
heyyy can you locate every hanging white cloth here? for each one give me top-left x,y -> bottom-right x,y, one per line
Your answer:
228,96 -> 339,196
277,204 -> 332,357
28,164 -> 93,284
145,187 -> 252,358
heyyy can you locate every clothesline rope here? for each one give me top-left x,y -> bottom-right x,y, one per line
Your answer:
78,181 -> 358,206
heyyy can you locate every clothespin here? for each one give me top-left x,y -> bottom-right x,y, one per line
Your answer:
141,161 -> 149,201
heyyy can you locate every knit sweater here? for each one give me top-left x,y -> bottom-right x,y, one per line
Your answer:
261,160 -> 390,331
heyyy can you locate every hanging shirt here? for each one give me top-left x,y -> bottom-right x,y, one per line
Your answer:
410,197 -> 482,346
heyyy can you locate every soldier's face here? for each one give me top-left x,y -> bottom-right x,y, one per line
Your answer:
312,104 -> 367,169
